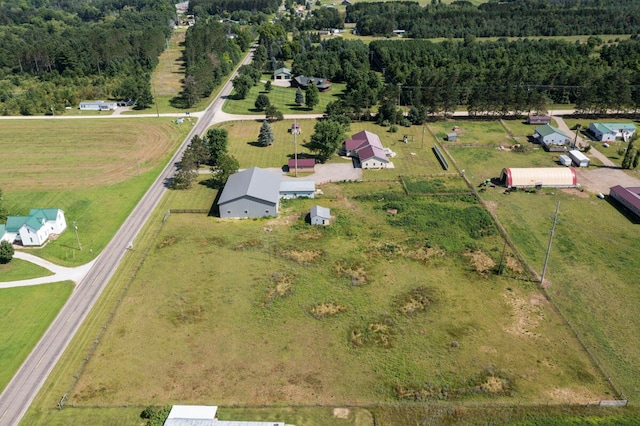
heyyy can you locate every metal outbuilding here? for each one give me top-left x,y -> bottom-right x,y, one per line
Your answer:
217,167 -> 281,218
500,167 -> 578,188
558,155 -> 572,166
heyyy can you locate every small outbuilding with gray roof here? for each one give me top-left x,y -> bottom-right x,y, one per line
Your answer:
218,168 -> 281,218
163,405 -> 285,426
310,205 -> 331,225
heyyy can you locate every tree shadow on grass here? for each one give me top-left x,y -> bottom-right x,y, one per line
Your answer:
247,141 -> 267,147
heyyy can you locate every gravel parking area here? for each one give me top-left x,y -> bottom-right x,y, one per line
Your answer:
268,162 -> 362,184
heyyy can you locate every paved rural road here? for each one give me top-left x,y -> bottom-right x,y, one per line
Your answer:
0,48 -> 257,426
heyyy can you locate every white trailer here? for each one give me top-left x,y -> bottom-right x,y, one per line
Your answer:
568,150 -> 589,167
558,155 -> 572,166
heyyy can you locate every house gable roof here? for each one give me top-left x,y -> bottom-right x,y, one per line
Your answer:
535,124 -> 569,139
288,158 -> 315,168
273,67 -> 291,76
29,208 -> 61,221
218,167 -> 282,205
5,216 -> 29,233
293,76 -> 331,90
357,144 -> 388,163
280,180 -> 315,193
598,123 -> 636,132
351,130 -> 383,149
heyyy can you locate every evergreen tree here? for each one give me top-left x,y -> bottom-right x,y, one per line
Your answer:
305,83 -> 319,109
295,87 -> 304,105
622,138 -> 636,169
258,120 -> 275,146
264,80 -> 272,92
0,240 -> 14,264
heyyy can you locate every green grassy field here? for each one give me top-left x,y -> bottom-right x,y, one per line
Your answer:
45,174 -> 608,411
223,81 -> 346,115
0,259 -> 52,282
0,282 -> 73,392
20,118 -> 640,425
0,118 -> 191,266
442,128 -> 640,401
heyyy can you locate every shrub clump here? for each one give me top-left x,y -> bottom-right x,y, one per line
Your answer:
394,286 -> 437,316
310,302 -> 347,319
261,273 -> 295,307
335,261 -> 370,286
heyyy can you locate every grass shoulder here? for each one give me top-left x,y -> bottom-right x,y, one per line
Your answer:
0,259 -> 52,282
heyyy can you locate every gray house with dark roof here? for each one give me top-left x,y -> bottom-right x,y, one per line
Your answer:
218,168 -> 282,218
533,124 -> 571,148
291,76 -> 331,91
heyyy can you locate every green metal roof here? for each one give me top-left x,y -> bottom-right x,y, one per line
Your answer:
29,208 -> 60,221
0,224 -> 6,239
5,216 -> 29,233
599,123 -> 636,132
535,124 -> 570,139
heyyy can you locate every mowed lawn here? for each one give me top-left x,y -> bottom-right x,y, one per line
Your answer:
223,82 -> 346,116
67,178 -> 611,408
0,282 -> 73,392
217,120 -> 443,176
0,259 -> 51,282
0,118 -> 191,266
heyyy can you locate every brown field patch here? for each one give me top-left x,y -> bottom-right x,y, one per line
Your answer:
333,408 -> 350,419
561,188 -> 590,199
309,302 -> 347,319
280,248 -> 323,264
261,273 -> 295,306
395,286 -> 437,316
503,290 -> 546,338
0,119 -> 181,191
505,254 -> 525,274
464,250 -> 496,274
335,262 -> 370,286
547,387 -> 603,404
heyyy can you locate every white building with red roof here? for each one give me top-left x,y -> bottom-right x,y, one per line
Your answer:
342,130 -> 392,169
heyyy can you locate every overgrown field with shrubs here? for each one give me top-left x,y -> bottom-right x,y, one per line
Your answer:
66,179 -> 610,408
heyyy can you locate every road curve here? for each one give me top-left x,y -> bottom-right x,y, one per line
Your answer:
0,48 -> 254,426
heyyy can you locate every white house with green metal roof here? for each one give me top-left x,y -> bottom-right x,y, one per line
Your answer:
589,122 -> 636,142
533,124 -> 571,148
3,208 -> 66,246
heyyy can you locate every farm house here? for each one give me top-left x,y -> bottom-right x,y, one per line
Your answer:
500,168 -> 578,188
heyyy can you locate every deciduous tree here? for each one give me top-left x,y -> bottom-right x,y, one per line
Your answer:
308,119 -> 345,162
255,94 -> 271,110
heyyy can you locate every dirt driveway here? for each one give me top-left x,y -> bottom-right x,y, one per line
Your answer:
269,162 -> 362,184
577,167 -> 640,195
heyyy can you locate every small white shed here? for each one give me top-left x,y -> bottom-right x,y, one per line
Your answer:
310,205 -> 330,225
558,155 -> 572,166
568,150 -> 589,167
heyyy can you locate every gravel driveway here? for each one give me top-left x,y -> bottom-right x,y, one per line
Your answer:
268,162 -> 362,184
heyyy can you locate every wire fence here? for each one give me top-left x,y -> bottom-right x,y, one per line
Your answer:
439,142 -> 628,403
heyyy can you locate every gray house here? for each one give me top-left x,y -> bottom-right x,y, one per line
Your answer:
218,167 -> 282,218
310,205 -> 330,225
533,124 -> 570,147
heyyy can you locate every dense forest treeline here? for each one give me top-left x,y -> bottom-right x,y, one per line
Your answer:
182,19 -> 252,107
189,0 -> 280,16
370,37 -> 640,119
346,0 -> 640,38
0,0 -> 175,114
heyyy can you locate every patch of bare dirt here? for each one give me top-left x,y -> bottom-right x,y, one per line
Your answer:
503,290 -> 546,338
332,408 -> 350,419
280,249 -> 323,264
547,387 -> 602,404
561,188 -> 590,199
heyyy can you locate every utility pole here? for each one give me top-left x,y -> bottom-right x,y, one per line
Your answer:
73,221 -> 83,251
421,125 -> 425,149
540,201 -> 560,286
293,119 -> 298,177
152,80 -> 160,118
